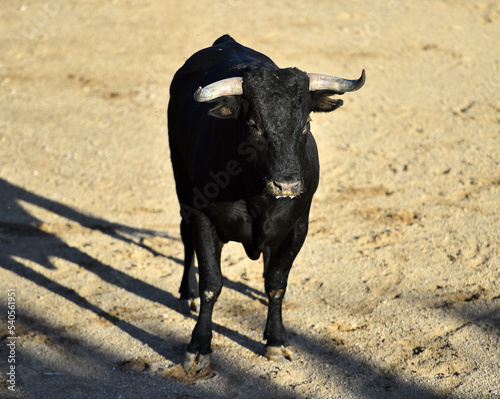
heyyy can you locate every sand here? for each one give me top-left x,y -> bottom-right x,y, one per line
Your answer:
1,1 -> 499,398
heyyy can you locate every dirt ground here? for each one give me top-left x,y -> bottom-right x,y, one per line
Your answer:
1,1 -> 499,398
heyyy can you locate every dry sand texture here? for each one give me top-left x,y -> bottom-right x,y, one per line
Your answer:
1,1 -> 499,398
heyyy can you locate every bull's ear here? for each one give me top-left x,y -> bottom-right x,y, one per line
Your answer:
208,96 -> 242,119
310,91 -> 344,113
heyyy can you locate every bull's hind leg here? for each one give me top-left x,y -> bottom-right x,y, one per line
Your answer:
263,215 -> 308,362
183,214 -> 223,371
178,219 -> 200,313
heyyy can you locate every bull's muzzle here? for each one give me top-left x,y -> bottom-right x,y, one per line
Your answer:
268,180 -> 302,198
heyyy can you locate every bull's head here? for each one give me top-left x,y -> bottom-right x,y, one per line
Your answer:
194,67 -> 365,198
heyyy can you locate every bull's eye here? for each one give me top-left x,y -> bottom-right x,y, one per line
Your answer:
247,119 -> 262,137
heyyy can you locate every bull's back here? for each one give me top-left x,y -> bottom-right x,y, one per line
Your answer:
168,35 -> 276,133
171,35 -> 275,96
168,35 -> 275,190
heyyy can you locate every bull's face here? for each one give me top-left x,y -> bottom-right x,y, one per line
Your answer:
241,67 -> 311,198
194,66 -> 365,198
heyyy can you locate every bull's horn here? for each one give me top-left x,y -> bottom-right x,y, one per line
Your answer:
308,69 -> 365,93
194,77 -> 243,102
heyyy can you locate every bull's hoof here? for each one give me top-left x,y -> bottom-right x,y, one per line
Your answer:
264,345 -> 295,362
190,298 -> 201,313
177,298 -> 201,314
183,351 -> 211,372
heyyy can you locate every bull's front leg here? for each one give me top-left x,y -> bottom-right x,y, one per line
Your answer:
183,214 -> 223,372
263,215 -> 308,362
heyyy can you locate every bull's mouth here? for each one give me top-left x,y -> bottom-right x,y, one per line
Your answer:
266,180 -> 302,198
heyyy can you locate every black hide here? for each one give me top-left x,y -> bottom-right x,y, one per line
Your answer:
167,34 -> 360,365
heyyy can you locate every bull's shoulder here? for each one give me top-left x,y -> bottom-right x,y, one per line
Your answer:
207,200 -> 253,244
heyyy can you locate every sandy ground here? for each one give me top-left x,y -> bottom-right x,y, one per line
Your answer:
1,1 -> 499,398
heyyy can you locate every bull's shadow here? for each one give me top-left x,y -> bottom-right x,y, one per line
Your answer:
0,178 -> 263,361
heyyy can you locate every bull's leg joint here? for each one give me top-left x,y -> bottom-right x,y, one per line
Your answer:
204,290 -> 215,302
267,288 -> 285,300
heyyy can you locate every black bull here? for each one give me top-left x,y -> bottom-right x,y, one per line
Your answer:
167,34 -> 365,371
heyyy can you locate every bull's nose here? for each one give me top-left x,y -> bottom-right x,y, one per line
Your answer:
274,181 -> 300,192
271,180 -> 302,197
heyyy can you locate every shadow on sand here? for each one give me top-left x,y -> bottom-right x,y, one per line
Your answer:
0,178 -> 476,398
